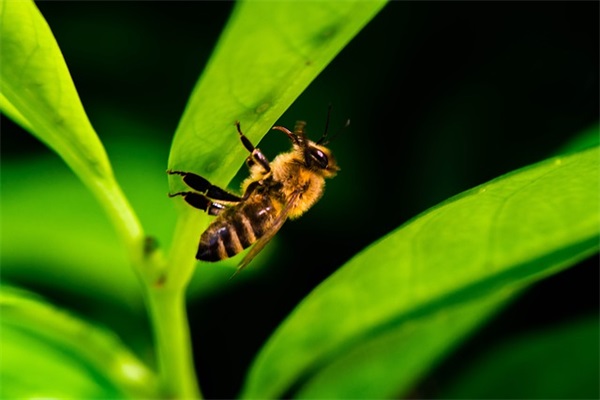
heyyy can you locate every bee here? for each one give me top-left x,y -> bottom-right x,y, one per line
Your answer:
168,113 -> 342,273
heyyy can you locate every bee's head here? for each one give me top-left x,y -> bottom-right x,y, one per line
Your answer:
272,120 -> 341,178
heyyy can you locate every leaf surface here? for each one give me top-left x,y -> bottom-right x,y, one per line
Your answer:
0,286 -> 157,399
241,147 -> 600,399
165,0 -> 386,285
168,0 -> 386,187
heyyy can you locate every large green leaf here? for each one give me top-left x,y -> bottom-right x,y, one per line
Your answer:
241,147 -> 599,399
297,288 -> 515,399
0,0 -> 143,260
165,0 -> 386,287
0,285 -> 157,399
168,0 -> 386,181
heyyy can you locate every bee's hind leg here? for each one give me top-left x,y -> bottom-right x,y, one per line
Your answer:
167,170 -> 241,202
168,191 -> 227,216
235,122 -> 271,174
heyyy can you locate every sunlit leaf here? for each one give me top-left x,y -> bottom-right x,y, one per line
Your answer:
241,147 -> 599,399
168,0 -> 386,182
297,288 -> 514,399
165,0 -> 386,286
0,92 -> 32,131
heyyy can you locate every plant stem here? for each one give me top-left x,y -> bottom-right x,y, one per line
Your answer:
143,210 -> 205,399
146,287 -> 202,399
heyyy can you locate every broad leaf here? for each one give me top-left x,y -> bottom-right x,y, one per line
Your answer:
168,0 -> 387,181
165,0 -> 386,285
241,147 -> 599,399
297,288 -> 515,399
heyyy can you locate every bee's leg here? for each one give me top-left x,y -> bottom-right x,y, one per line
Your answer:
168,191 -> 227,216
241,181 -> 261,200
236,121 -> 271,174
167,170 -> 241,202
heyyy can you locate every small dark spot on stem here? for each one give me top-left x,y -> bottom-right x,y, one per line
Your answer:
154,273 -> 167,288
144,236 -> 159,257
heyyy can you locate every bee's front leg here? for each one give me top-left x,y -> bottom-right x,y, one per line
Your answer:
236,121 -> 271,174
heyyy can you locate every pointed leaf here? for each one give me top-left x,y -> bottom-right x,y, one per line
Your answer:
297,289 -> 514,399
165,0 -> 386,287
241,147 -> 599,399
168,0 -> 386,184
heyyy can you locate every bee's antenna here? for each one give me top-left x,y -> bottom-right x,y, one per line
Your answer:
319,118 -> 350,146
317,104 -> 333,145
272,125 -> 300,145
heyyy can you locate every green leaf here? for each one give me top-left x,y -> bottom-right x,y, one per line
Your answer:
0,0 -> 144,263
442,316 -> 599,399
298,288 -> 514,399
0,92 -> 32,131
1,139 -> 153,312
1,117 -> 234,312
157,4 -> 385,394
0,285 -> 157,398
165,0 -> 386,287
168,0 -> 386,180
241,147 -> 600,399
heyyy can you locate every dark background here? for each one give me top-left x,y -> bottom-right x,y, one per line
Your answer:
4,1 -> 598,398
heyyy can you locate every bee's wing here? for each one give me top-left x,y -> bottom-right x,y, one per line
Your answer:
232,191 -> 301,277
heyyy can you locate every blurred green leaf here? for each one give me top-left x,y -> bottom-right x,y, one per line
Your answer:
297,288 -> 514,399
241,147 -> 599,399
0,0 -> 144,260
1,115 -> 235,310
2,324 -> 120,399
0,285 -> 157,399
442,316 -> 599,399
1,145 -> 142,312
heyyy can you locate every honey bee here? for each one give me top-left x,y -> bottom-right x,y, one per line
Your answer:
168,114 -> 342,273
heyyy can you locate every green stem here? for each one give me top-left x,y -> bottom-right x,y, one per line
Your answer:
146,287 -> 202,399
142,210 -> 205,399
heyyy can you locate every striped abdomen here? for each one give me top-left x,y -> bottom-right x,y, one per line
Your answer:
196,198 -> 276,262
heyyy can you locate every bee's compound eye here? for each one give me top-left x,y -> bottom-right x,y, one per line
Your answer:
309,148 -> 329,169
